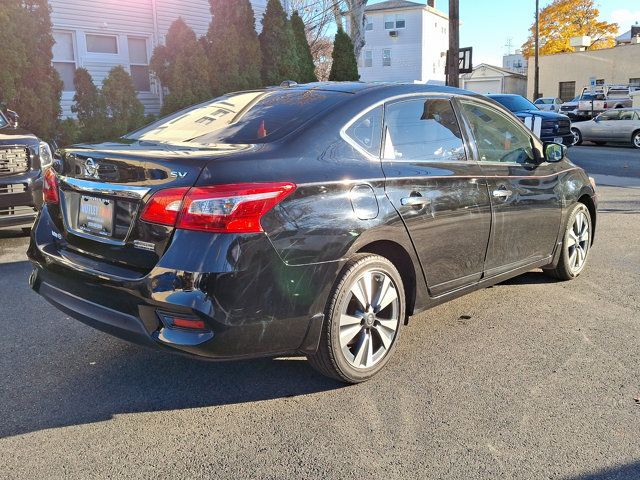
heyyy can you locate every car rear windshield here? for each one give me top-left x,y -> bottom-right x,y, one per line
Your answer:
491,95 -> 538,112
125,89 -> 346,145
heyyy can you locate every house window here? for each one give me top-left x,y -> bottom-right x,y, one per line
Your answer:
595,78 -> 605,85
52,31 -> 76,92
558,81 -> 576,102
86,34 -> 118,54
365,18 -> 373,31
364,50 -> 373,68
384,14 -> 404,30
128,37 -> 151,92
382,49 -> 391,67
630,78 -> 640,87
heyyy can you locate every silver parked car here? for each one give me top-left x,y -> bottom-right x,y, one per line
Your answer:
534,97 -> 563,112
571,108 -> 640,149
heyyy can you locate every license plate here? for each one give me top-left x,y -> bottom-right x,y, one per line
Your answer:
553,137 -> 563,144
78,195 -> 114,237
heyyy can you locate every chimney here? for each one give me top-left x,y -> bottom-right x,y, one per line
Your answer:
427,0 -> 435,7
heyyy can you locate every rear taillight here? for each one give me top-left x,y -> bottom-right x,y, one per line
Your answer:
177,182 -> 296,233
43,168 -> 59,204
140,183 -> 296,233
140,187 -> 189,226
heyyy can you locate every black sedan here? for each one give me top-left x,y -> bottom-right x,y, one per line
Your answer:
28,83 -> 597,383
487,94 -> 574,147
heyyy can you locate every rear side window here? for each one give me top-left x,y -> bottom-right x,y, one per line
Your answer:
382,98 -> 465,161
344,106 -> 383,157
459,100 -> 534,164
126,89 -> 346,144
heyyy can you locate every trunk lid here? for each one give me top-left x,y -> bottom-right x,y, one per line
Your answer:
53,140 -> 254,275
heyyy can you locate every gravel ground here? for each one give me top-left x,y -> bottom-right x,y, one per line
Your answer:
1,184 -> 639,480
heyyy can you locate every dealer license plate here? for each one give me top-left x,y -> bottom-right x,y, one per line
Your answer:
78,195 -> 114,237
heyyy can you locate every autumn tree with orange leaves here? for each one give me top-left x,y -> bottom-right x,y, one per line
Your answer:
521,0 -> 618,58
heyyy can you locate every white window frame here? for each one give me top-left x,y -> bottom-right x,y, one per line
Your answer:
385,14 -> 405,30
85,33 -> 119,56
127,36 -> 151,93
382,49 -> 391,67
364,50 -> 373,68
365,17 -> 373,31
394,15 -> 406,29
52,30 -> 77,93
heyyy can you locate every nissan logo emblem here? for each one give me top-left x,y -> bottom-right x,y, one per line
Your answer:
84,158 -> 98,176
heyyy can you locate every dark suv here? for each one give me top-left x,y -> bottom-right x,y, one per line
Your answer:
487,94 -> 574,147
28,83 -> 596,383
0,108 -> 51,231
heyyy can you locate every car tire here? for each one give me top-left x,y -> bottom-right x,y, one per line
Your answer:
632,131 -> 640,149
307,253 -> 405,383
543,203 -> 592,281
571,127 -> 582,146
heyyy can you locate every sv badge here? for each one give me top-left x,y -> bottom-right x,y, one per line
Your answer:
170,171 -> 188,179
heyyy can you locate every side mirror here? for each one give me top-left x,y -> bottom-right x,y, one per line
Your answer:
544,142 -> 566,163
5,109 -> 19,128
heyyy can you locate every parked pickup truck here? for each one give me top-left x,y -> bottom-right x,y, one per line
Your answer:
0,108 -> 52,231
576,85 -> 636,120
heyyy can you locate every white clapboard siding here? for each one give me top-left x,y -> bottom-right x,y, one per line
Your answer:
50,0 -> 285,118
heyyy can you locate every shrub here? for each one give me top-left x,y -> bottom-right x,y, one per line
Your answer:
57,118 -> 80,147
150,18 -> 211,115
205,0 -> 262,96
291,11 -> 317,83
71,68 -> 108,143
259,0 -> 299,86
329,28 -> 360,81
101,66 -> 146,137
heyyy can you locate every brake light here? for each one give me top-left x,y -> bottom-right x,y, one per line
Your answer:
177,182 -> 296,233
43,168 -> 59,204
172,318 -> 206,330
140,187 -> 189,226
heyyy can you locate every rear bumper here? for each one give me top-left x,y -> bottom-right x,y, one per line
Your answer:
0,169 -> 42,229
28,206 -> 338,360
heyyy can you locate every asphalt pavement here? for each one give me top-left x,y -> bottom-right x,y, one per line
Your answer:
1,146 -> 639,479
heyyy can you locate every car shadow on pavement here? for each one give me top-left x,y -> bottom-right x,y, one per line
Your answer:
0,227 -> 30,239
568,460 -> 640,479
0,261 -> 345,439
496,270 -> 558,286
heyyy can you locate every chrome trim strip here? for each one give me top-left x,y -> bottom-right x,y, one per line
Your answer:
59,176 -> 151,200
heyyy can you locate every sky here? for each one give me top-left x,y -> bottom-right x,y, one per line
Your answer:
368,0 -> 640,66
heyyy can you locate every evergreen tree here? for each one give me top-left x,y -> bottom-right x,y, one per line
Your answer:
0,0 -> 62,139
71,68 -> 108,143
290,11 -> 317,83
329,28 -> 360,81
150,18 -> 211,115
101,66 -> 145,137
259,0 -> 299,86
205,0 -> 262,96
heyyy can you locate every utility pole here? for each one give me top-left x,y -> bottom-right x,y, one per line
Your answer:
533,0 -> 540,100
447,0 -> 460,87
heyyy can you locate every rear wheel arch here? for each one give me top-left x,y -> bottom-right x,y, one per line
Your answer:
356,240 -> 417,319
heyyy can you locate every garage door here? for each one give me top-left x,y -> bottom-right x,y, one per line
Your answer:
464,80 -> 501,94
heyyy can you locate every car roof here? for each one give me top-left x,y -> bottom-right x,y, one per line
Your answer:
271,81 -> 473,97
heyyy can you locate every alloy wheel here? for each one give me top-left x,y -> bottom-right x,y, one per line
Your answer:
571,128 -> 580,146
338,270 -> 400,369
633,133 -> 640,149
567,211 -> 590,273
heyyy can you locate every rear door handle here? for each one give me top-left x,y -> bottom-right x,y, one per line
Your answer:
492,189 -> 513,198
401,196 -> 430,206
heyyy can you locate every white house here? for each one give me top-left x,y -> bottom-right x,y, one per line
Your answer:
50,0 -> 288,118
354,0 -> 448,84
460,64 -> 527,96
502,52 -> 527,75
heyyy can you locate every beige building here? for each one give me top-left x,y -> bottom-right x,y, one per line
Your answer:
461,64 -> 527,96
526,41 -> 640,101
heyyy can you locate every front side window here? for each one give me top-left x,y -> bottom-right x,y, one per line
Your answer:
382,49 -> 391,67
86,34 -> 118,54
52,31 -> 76,92
598,110 -> 620,121
345,106 -> 383,157
383,98 -> 465,162
619,110 -> 638,121
459,100 -> 534,164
